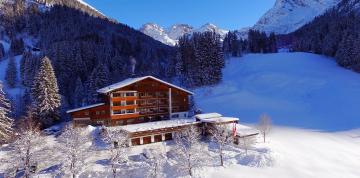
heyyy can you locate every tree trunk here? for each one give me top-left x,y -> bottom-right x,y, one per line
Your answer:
263,133 -> 266,143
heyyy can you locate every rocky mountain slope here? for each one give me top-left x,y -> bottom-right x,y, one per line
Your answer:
140,23 -> 228,46
252,0 -> 340,34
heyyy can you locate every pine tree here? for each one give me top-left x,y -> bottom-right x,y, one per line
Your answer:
31,56 -> 61,127
0,82 -> 13,143
5,55 -> 18,88
86,64 -> 109,104
73,77 -> 85,107
0,43 -> 5,59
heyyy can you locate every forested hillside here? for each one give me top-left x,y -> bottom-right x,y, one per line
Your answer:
0,0 -> 176,120
289,0 -> 360,71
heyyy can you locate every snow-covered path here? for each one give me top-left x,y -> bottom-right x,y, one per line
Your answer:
195,52 -> 360,131
206,127 -> 360,178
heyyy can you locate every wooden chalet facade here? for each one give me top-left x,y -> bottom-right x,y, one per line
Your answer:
67,76 -> 193,127
67,76 -> 253,146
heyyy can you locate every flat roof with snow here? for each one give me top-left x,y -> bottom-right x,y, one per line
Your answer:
194,113 -> 239,123
113,119 -> 198,133
97,76 -> 194,95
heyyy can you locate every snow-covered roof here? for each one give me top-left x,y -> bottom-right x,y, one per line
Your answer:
235,124 -> 259,137
194,113 -> 239,123
194,113 -> 223,120
113,119 -> 198,133
199,117 -> 239,123
66,103 -> 105,113
97,76 -> 194,95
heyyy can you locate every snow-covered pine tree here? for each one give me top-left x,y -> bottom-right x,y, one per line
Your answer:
73,77 -> 85,107
31,56 -> 61,127
86,64 -> 110,104
5,55 -> 18,88
0,43 -> 5,59
0,82 -> 14,143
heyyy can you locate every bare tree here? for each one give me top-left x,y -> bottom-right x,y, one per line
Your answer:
173,125 -> 205,177
143,145 -> 166,178
103,127 -> 130,178
209,124 -> 233,166
239,136 -> 256,155
57,124 -> 90,178
10,112 -> 42,178
257,114 -> 272,143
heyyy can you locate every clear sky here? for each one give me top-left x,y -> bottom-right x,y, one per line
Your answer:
83,0 -> 276,30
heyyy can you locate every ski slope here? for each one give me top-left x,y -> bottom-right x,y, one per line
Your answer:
195,52 -> 360,131
193,52 -> 360,178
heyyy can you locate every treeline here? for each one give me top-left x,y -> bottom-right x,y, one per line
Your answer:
0,0 -> 176,121
290,0 -> 360,71
176,32 -> 224,88
223,30 -> 278,58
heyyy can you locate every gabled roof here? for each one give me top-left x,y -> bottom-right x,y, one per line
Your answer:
66,103 -> 105,113
97,76 -> 194,95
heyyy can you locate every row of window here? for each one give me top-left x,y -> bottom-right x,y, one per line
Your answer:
113,92 -> 136,98
113,109 -> 136,115
113,100 -> 135,106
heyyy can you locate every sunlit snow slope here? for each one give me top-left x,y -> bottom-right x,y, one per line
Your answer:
195,52 -> 360,131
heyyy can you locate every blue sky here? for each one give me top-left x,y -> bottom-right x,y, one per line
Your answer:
83,0 -> 276,30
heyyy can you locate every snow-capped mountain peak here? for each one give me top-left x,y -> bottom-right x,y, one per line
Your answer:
140,23 -> 228,46
166,24 -> 194,41
139,23 -> 176,46
253,0 -> 340,34
195,23 -> 228,39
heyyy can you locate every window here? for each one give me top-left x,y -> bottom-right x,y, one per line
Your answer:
127,119 -> 135,124
113,102 -> 121,106
126,92 -> 135,97
113,109 -> 126,115
127,109 -> 135,114
116,120 -> 124,125
84,111 -> 89,116
113,93 -> 124,97
96,120 -> 104,125
126,100 -> 135,105
101,110 -> 106,115
172,114 -> 179,118
96,111 -> 100,115
138,117 -> 145,122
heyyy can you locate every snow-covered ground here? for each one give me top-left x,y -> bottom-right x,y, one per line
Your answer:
205,127 -> 360,178
195,52 -> 360,131
2,52 -> 360,178
193,52 -> 360,177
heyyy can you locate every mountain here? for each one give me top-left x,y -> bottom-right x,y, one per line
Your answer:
139,23 -> 177,46
252,0 -> 340,34
166,24 -> 194,42
140,23 -> 228,46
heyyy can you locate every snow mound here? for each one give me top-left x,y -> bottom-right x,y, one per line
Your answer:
195,52 -> 360,131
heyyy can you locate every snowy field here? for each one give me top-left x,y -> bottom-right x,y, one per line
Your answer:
195,52 -> 360,131
194,52 -> 360,177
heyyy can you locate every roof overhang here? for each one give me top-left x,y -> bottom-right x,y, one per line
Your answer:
66,103 -> 105,113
